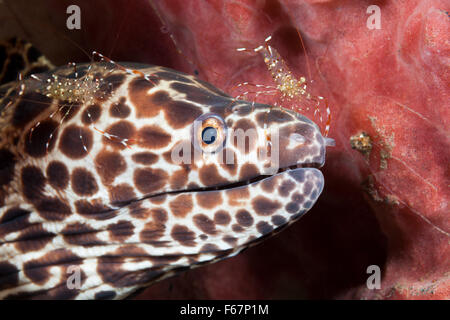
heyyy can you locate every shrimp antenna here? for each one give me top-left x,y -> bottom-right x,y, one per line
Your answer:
296,28 -> 312,84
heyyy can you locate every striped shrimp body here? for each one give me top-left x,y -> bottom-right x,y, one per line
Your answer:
237,35 -> 333,138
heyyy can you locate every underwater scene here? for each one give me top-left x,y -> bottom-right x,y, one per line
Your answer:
0,0 -> 448,301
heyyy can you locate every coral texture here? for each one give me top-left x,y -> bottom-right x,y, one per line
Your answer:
2,0 -> 449,299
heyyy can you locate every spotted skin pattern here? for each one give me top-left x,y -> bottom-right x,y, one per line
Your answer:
0,61 -> 329,299
0,38 -> 54,85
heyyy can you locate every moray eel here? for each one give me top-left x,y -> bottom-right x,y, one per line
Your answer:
0,55 -> 333,299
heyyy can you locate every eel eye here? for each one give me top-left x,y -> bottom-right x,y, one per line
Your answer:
202,127 -> 217,144
193,113 -> 227,153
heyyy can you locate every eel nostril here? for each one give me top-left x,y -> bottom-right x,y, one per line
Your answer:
324,137 -> 335,147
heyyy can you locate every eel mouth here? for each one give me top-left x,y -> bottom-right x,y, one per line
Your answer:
195,162 -> 322,193
110,161 -> 323,209
116,161 -> 323,208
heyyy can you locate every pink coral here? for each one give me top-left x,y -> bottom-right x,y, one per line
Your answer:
3,0 -> 449,299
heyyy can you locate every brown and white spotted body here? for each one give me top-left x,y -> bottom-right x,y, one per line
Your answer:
0,38 -> 54,85
0,60 -> 331,299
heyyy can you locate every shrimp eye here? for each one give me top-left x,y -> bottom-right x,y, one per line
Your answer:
193,113 -> 227,153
